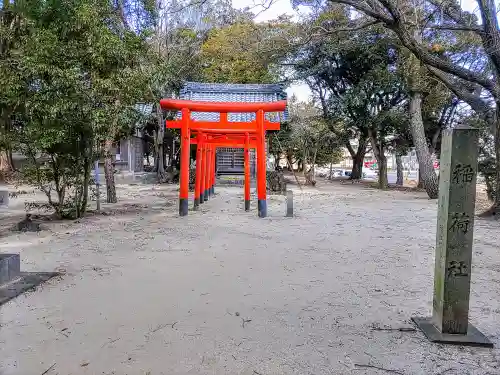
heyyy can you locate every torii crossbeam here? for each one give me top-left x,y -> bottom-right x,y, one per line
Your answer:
160,99 -> 286,218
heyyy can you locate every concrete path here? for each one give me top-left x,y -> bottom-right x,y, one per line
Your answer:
0,183 -> 499,375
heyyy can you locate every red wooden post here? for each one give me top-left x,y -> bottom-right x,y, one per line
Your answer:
207,144 -> 212,197
194,133 -> 203,210
244,132 -> 251,211
204,144 -> 211,201
256,109 -> 267,218
211,145 -> 216,195
200,139 -> 206,204
179,108 -> 191,216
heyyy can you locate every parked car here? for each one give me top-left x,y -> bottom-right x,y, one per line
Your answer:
362,168 -> 378,179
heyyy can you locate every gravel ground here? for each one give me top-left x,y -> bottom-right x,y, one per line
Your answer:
0,182 -> 499,375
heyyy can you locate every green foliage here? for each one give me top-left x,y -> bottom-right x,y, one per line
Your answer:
200,20 -> 295,84
201,22 -> 273,83
287,98 -> 341,175
0,0 -> 160,217
266,170 -> 287,193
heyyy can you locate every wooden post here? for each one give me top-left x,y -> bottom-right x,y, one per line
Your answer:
194,133 -> 203,210
179,108 -> 191,216
208,144 -> 213,196
211,145 -> 216,195
412,126 -> 492,347
204,145 -> 210,201
207,144 -> 212,197
256,109 -> 267,218
244,132 -> 251,211
200,140 -> 205,204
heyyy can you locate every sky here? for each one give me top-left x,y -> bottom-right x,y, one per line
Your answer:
231,0 -> 494,102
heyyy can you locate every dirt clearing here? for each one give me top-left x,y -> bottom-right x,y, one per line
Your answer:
0,183 -> 499,375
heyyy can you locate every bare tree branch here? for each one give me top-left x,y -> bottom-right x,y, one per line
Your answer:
476,0 -> 500,76
247,0 -> 281,19
310,19 -> 381,36
165,0 -> 210,15
429,24 -> 484,33
333,0 -> 394,24
330,0 -> 500,96
427,66 -> 497,132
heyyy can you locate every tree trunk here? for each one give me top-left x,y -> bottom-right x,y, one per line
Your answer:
0,149 -> 13,180
480,106 -> 500,217
302,147 -> 308,176
79,150 -> 92,217
378,153 -> 388,189
170,137 -> 175,168
350,137 -> 368,179
408,91 -> 439,198
274,153 -> 280,168
494,109 -> 500,213
307,147 -> 318,186
368,128 -> 388,189
351,154 -> 364,179
417,171 -> 424,189
303,147 -> 311,184
154,104 -> 166,181
153,129 -> 159,171
104,139 -> 117,204
396,153 -> 403,186
286,152 -> 293,171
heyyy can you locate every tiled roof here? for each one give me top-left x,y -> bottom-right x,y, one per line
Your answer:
178,81 -> 288,123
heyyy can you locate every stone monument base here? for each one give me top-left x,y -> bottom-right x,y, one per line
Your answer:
0,253 -> 60,306
412,317 -> 493,348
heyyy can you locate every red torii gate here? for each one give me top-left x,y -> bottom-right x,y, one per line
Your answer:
160,98 -> 286,218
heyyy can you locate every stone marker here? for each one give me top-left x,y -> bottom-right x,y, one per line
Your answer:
0,254 -> 20,285
0,189 -> 8,207
0,253 -> 60,306
286,190 -> 293,217
412,126 -> 493,347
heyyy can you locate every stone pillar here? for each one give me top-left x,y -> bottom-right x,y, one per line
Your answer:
412,126 -> 492,347
134,136 -> 144,172
286,190 -> 293,217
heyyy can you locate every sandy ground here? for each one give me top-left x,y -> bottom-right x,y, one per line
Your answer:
1,182 -> 500,375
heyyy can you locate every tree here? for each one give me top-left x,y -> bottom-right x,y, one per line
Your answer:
2,0 -> 163,217
288,99 -> 339,184
144,0 -> 229,180
315,0 -> 500,212
92,0 -> 158,202
0,0 -> 25,178
294,8 -> 400,181
201,18 -> 295,84
10,0 -> 101,218
268,120 -> 293,168
90,25 -> 153,203
345,66 -> 407,188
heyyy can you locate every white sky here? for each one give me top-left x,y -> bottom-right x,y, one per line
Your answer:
232,0 -> 496,102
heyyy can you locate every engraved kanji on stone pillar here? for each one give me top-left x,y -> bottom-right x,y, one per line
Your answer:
412,126 -> 493,347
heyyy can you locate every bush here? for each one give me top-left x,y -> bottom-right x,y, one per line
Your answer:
19,150 -> 94,219
267,171 -> 287,193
